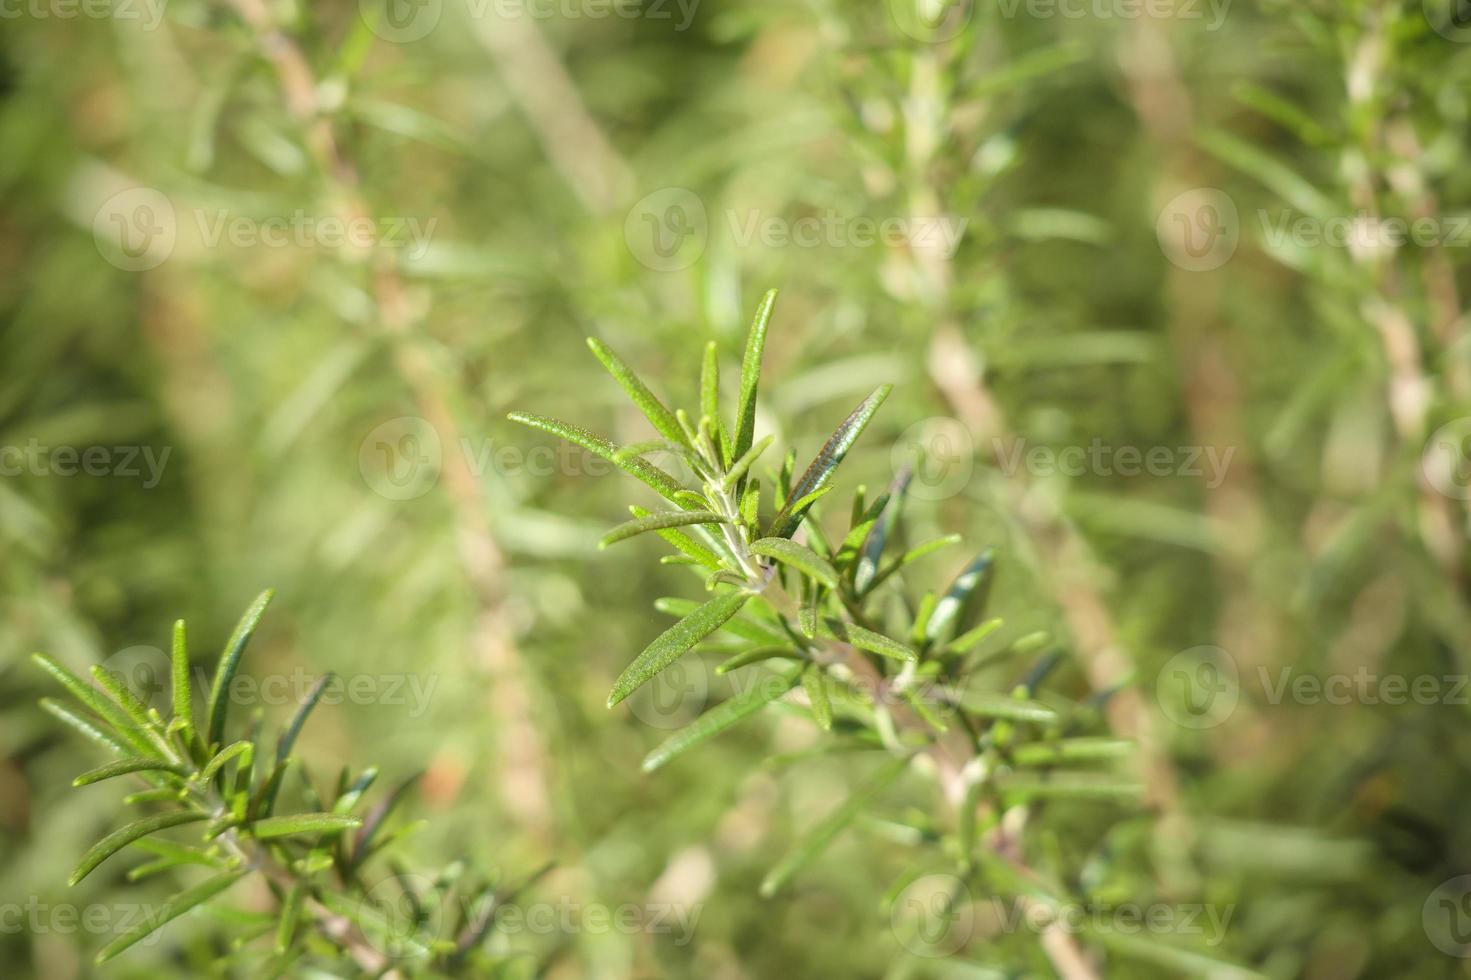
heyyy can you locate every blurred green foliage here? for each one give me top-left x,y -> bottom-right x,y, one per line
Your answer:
4,0 -> 1471,976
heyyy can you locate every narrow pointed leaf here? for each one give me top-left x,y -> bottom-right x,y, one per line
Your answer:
1013,737 -> 1135,767
812,617 -> 917,662
200,741 -> 253,784
39,698 -> 127,754
855,470 -> 909,592
654,597 -> 785,644
643,670 -> 798,772
925,550 -> 995,643
948,618 -> 1004,654
351,773 -> 419,866
600,511 -> 728,549
276,882 -> 305,954
769,385 -> 891,538
249,812 -> 362,840
721,434 -> 774,492
759,754 -> 909,897
609,590 -> 752,707
71,811 -> 208,886
749,537 -> 841,591
960,692 -> 1059,724
74,758 -> 186,787
802,665 -> 833,731
586,338 -> 687,445
734,289 -> 778,460
207,589 -> 275,750
94,869 -> 247,963
507,412 -> 686,502
33,654 -> 147,751
716,645 -> 801,674
276,672 -> 333,765
629,505 -> 722,569
170,619 -> 194,740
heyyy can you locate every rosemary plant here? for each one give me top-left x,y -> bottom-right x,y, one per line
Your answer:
509,292 -> 1194,972
33,592 -> 534,975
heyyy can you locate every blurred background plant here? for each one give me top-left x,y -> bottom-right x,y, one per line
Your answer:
3,0 -> 1471,976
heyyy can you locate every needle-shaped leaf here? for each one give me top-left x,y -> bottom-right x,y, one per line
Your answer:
249,812 -> 362,840
609,590 -> 752,707
1012,737 -> 1135,767
508,412 -> 686,502
38,698 -> 127,754
749,537 -> 841,591
769,385 -> 891,538
811,617 -> 917,662
73,758 -> 186,787
855,470 -> 909,592
207,589 -> 275,750
200,741 -> 253,784
170,619 -> 194,741
333,767 -> 380,815
33,653 -> 149,753
642,669 -> 798,772
629,505 -> 723,569
276,672 -> 334,766
654,597 -> 786,644
700,340 -> 730,462
721,434 -> 774,492
276,882 -> 305,954
734,289 -> 778,461
715,645 -> 801,674
94,869 -> 248,963
925,550 -> 995,644
600,510 -> 728,549
947,617 -> 1004,654
351,773 -> 419,867
960,692 -> 1058,724
586,337 -> 687,445
802,665 -> 833,731
759,754 -> 909,897
71,811 -> 208,886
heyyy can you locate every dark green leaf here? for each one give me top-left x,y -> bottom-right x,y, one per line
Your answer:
769,385 -> 891,538
71,811 -> 209,886
609,590 -> 752,707
749,537 -> 841,591
276,672 -> 334,765
734,289 -> 778,461
74,758 -> 186,787
207,589 -> 275,750
925,550 -> 995,644
643,670 -> 798,772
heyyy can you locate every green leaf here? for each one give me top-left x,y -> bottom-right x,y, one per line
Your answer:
507,412 -> 686,502
276,882 -> 305,954
721,434 -> 774,492
71,811 -> 209,886
855,471 -> 908,593
759,754 -> 909,897
960,692 -> 1059,724
715,645 -> 801,674
33,653 -> 149,753
734,289 -> 778,461
642,670 -> 798,772
74,758 -> 186,787
802,665 -> 832,731
868,534 -> 964,592
600,510 -> 728,549
39,698 -> 127,754
1013,737 -> 1135,767
90,664 -> 159,732
630,505 -> 723,570
170,619 -> 195,742
95,869 -> 248,963
207,589 -> 275,750
276,672 -> 333,765
749,537 -> 841,591
332,766 -> 379,815
249,812 -> 363,840
200,741 -> 253,784
769,385 -> 891,538
586,337 -> 687,445
700,340 -> 730,462
654,597 -> 785,644
811,617 -> 917,662
609,590 -> 752,707
925,550 -> 995,644
947,617 -> 1003,654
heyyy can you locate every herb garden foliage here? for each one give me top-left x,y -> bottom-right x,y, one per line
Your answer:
33,593 -> 535,976
508,291 -> 1170,929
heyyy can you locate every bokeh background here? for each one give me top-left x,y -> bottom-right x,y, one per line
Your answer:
4,0 -> 1471,976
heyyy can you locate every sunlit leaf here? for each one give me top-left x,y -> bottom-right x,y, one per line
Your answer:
586,337 -> 687,445
643,670 -> 798,772
507,412 -> 686,502
207,589 -> 275,750
769,385 -> 891,538
95,869 -> 248,963
600,510 -> 728,549
71,811 -> 209,886
734,289 -> 778,461
609,590 -> 752,707
749,537 -> 841,591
